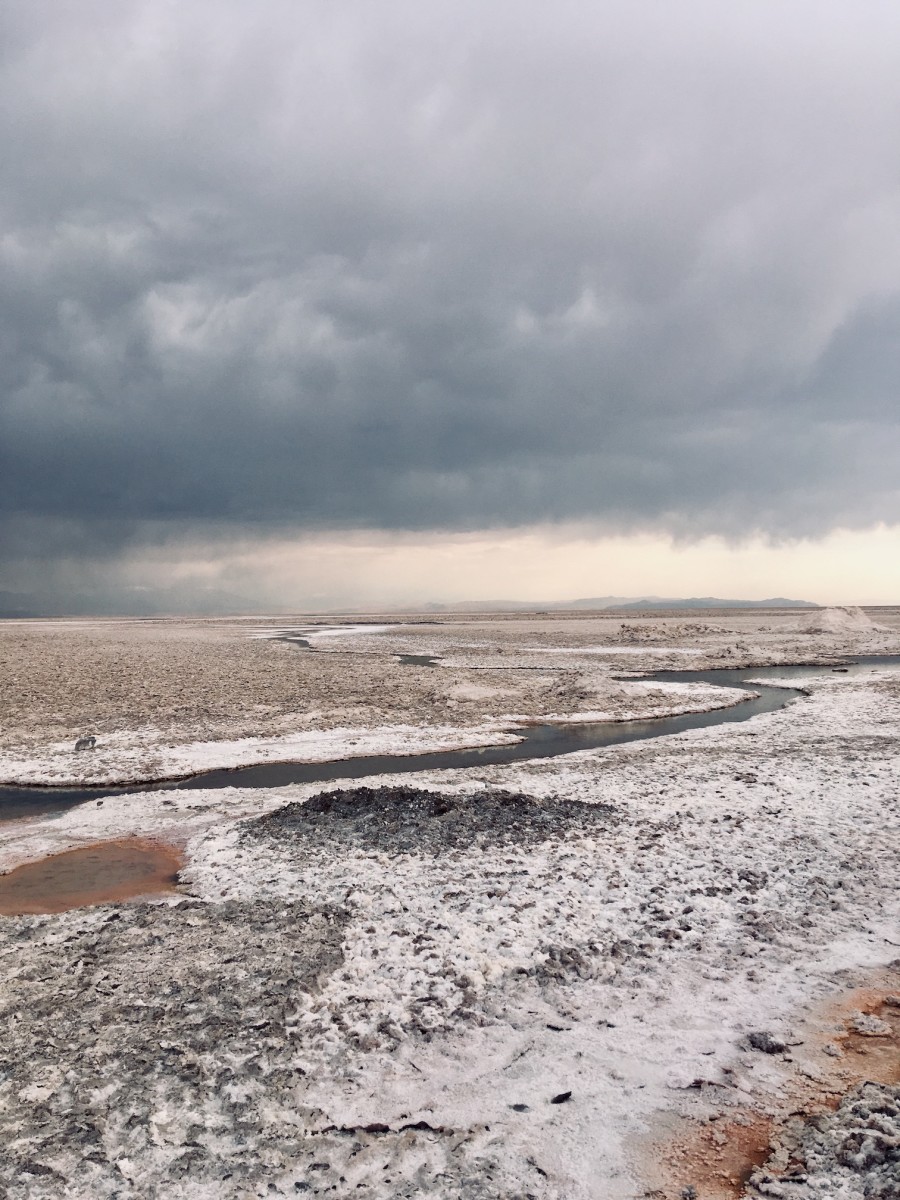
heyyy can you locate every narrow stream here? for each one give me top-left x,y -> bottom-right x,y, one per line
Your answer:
2,656 -> 899,822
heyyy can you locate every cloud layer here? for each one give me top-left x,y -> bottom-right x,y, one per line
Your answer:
3,0 -> 900,596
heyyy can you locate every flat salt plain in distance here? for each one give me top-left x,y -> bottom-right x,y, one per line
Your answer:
0,606 -> 898,1199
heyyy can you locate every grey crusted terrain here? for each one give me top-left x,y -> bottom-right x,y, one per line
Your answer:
749,1083 -> 900,1199
243,785 -> 618,855
0,899 -> 350,1198
0,897 -> 542,1199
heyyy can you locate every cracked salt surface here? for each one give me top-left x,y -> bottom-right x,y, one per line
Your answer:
1,614 -> 899,1197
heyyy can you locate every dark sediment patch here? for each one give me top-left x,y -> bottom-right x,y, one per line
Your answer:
243,785 -> 617,855
0,838 -> 184,915
0,898 -> 348,1197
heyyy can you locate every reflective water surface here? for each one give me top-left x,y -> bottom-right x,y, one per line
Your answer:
3,656 -> 899,821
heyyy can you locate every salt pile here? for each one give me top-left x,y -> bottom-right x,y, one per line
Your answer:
792,606 -> 884,635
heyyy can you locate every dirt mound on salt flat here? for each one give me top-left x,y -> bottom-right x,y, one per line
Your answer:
244,785 -> 617,855
617,620 -> 725,643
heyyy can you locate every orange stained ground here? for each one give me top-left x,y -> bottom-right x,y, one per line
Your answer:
647,968 -> 900,1200
0,838 -> 184,915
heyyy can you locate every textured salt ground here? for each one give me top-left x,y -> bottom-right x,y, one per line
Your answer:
751,1082 -> 900,1199
0,900 -> 348,1199
1,623 -> 899,1198
649,976 -> 900,1199
742,988 -> 900,1200
3,609 -> 899,787
186,672 -> 899,1197
0,814 -> 895,1200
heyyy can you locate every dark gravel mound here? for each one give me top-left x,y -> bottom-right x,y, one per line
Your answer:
245,785 -> 617,854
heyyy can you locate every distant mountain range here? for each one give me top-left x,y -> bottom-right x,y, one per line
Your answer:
610,596 -> 816,611
0,588 -> 817,619
412,596 -> 817,613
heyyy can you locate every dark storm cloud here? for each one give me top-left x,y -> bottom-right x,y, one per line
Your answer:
3,0 -> 900,579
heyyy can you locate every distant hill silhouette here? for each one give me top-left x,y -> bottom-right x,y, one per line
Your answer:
0,589 -> 817,619
610,596 -> 815,611
411,596 -> 816,613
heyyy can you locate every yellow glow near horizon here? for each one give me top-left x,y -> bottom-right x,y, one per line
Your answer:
123,523 -> 900,608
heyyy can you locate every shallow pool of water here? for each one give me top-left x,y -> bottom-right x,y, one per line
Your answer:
0,839 -> 183,914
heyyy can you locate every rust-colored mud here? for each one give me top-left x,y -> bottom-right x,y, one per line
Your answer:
650,1112 -> 775,1200
819,983 -> 900,1089
0,838 -> 184,914
646,967 -> 900,1199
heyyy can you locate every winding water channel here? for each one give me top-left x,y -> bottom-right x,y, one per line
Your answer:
2,656 -> 899,823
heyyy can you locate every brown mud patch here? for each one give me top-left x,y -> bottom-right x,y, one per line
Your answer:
0,838 -> 184,914
643,966 -> 900,1199
644,1112 -> 775,1199
816,978 -> 900,1090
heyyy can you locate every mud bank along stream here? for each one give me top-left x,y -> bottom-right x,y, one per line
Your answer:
3,656 -> 899,821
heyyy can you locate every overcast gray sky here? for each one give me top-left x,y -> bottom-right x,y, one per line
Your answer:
3,0 -> 900,610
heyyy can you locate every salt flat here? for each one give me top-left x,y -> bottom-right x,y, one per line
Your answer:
0,609 -> 898,1198
1,608 -> 897,787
